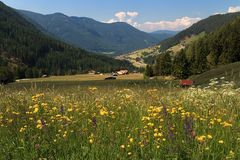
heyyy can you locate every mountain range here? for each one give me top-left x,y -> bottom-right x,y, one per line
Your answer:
18,10 -> 177,55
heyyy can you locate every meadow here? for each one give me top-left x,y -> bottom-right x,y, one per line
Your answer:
0,74 -> 239,159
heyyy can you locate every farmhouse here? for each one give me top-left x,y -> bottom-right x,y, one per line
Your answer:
116,70 -> 129,75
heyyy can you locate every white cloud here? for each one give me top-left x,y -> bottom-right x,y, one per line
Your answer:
105,11 -> 138,24
127,11 -> 139,18
105,11 -> 201,32
213,12 -> 222,15
139,17 -> 201,32
115,11 -> 126,22
126,18 -> 133,24
105,19 -> 117,23
228,6 -> 240,13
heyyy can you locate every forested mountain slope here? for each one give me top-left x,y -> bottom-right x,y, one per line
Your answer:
0,2 -> 133,83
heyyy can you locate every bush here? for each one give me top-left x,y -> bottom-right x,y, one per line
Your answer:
0,67 -> 14,84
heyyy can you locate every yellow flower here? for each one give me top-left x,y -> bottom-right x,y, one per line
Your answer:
210,120 -> 215,125
89,139 -> 93,144
226,150 -> 235,159
129,138 -> 134,143
218,140 -> 224,144
32,93 -> 44,101
196,135 -> 206,143
33,107 -> 39,113
205,147 -> 210,151
147,122 -> 154,127
67,108 -> 73,112
120,145 -> 125,149
63,131 -> 67,138
36,120 -> 43,129
141,116 -> 150,121
222,121 -> 232,127
100,108 -> 108,116
216,118 -> 222,123
41,103 -> 48,108
89,87 -> 98,91
36,124 -> 42,129
19,127 -> 26,132
12,111 -> 20,115
158,133 -> 163,137
8,119 -> 13,123
207,135 -> 213,139
171,108 -> 177,114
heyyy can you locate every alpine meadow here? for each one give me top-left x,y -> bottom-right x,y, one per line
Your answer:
0,1 -> 240,160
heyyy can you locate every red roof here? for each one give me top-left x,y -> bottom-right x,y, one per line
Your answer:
180,80 -> 193,86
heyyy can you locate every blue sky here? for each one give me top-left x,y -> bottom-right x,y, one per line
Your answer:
1,0 -> 240,32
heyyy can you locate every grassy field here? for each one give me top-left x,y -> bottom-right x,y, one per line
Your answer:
0,74 -> 239,159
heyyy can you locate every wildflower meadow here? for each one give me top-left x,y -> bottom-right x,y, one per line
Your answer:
0,78 -> 239,159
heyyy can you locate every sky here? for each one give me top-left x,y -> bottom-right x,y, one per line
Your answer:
1,0 -> 240,32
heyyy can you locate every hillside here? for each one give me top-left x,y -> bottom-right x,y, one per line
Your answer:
183,16 -> 240,75
190,62 -> 240,86
18,10 -> 172,55
117,33 -> 204,68
116,45 -> 161,68
152,16 -> 240,79
159,12 -> 240,51
0,2 -> 133,82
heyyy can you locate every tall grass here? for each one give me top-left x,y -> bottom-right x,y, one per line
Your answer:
0,79 -> 239,159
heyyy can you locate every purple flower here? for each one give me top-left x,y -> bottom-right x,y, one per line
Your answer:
60,105 -> 65,115
184,115 -> 195,139
92,116 -> 97,129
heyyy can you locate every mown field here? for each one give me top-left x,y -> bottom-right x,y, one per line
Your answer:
0,74 -> 239,159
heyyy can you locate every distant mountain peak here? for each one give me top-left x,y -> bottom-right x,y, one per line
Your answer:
50,12 -> 68,17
